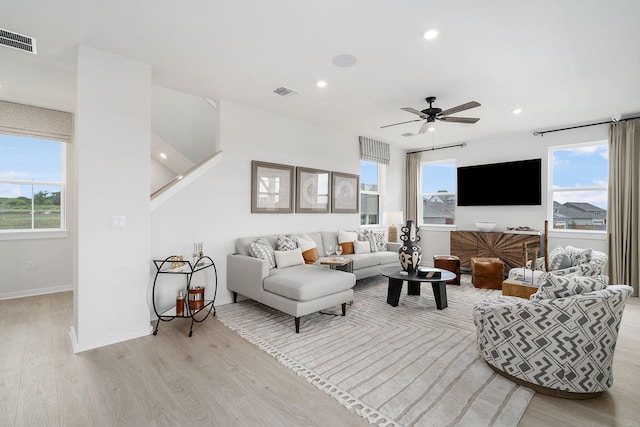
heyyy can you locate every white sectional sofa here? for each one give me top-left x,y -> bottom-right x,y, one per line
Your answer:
227,230 -> 401,332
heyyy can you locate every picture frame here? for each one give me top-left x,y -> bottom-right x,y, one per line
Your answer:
296,167 -> 330,213
251,161 -> 295,213
331,171 -> 360,213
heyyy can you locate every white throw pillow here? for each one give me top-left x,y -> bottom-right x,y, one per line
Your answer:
338,230 -> 358,244
295,235 -> 317,252
354,239 -> 371,254
274,248 -> 305,268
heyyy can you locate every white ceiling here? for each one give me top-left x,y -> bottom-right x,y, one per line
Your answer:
2,0 -> 640,149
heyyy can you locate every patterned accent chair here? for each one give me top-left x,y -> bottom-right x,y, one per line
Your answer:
473,275 -> 633,398
508,245 -> 608,285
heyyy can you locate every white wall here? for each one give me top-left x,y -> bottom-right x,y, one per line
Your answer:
72,46 -> 152,352
150,99 -> 403,307
418,125 -> 608,266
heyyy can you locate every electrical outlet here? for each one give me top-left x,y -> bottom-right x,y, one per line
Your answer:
26,260 -> 34,270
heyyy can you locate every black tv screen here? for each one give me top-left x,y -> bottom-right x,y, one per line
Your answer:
457,159 -> 542,206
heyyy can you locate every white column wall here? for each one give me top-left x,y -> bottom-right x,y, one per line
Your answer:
72,46 -> 152,352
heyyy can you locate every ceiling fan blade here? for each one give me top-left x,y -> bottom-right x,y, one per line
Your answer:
438,101 -> 480,117
380,118 -> 422,129
437,116 -> 480,124
418,121 -> 431,134
401,107 -> 427,117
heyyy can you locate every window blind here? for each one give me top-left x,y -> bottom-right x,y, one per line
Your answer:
359,136 -> 390,165
0,100 -> 72,142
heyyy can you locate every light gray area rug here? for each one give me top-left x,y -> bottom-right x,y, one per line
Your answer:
217,275 -> 533,426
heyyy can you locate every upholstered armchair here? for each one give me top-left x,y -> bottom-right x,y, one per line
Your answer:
508,245 -> 608,285
473,275 -> 632,398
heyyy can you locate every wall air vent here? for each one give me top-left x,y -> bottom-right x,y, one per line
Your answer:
273,86 -> 298,97
0,28 -> 37,54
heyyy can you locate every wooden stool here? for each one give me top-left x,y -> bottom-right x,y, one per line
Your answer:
433,255 -> 461,285
471,257 -> 504,289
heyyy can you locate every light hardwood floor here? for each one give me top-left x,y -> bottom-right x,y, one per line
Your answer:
1,291 -> 638,426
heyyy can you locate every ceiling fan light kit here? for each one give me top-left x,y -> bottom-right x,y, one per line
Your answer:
382,96 -> 481,134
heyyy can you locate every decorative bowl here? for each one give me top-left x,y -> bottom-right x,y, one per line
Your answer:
476,221 -> 497,232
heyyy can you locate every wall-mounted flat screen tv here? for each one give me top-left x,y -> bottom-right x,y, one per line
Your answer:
457,158 -> 542,206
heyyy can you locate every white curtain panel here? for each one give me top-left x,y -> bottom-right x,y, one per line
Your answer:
405,152 -> 420,223
607,118 -> 640,295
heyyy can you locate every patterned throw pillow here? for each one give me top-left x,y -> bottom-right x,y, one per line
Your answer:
530,274 -> 607,301
547,246 -> 572,271
373,231 -> 387,251
357,230 -> 377,252
248,237 -> 276,269
565,246 -> 593,266
276,234 -> 297,251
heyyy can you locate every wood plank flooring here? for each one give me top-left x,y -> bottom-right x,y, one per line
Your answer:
1,290 -> 638,426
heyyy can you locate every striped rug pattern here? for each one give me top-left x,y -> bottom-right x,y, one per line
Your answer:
217,275 -> 533,426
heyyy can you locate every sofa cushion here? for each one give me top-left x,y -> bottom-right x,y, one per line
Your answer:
264,265 -> 355,301
376,250 -> 399,265
349,253 -> 379,270
354,239 -> 371,254
274,248 -> 305,268
530,274 -> 608,301
248,237 -> 276,269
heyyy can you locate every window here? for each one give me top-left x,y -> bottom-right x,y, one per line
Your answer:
550,141 -> 608,231
0,134 -> 65,231
360,160 -> 379,225
421,160 -> 456,225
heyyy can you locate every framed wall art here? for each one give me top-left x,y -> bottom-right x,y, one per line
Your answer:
331,171 -> 360,213
251,161 -> 295,213
296,167 -> 330,213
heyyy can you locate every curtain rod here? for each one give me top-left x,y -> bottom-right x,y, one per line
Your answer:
533,115 -> 640,136
407,142 -> 467,155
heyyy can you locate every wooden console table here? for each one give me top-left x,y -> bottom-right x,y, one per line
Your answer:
450,230 -> 542,271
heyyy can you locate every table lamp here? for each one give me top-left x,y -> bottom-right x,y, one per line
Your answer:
383,211 -> 404,243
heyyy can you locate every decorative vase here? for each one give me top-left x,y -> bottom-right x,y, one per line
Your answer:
398,220 -> 422,272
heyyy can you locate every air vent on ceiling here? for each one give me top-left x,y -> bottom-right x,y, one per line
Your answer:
0,28 -> 37,54
401,132 -> 415,137
273,86 -> 298,97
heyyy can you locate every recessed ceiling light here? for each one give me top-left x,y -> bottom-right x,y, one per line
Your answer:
332,54 -> 357,68
159,152 -> 167,159
316,80 -> 327,88
512,108 -> 523,114
423,29 -> 438,40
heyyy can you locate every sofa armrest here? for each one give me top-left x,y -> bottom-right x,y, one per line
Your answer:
387,242 -> 401,252
227,253 -> 270,301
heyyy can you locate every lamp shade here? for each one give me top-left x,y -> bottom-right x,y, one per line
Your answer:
383,211 -> 404,225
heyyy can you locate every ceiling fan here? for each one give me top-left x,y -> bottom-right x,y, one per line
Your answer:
381,96 -> 481,134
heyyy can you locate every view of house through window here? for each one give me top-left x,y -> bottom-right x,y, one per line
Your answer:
421,160 -> 456,225
360,160 -> 379,225
550,141 -> 608,231
0,134 -> 65,231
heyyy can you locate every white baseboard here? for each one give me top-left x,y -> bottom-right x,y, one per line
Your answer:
0,284 -> 73,300
69,324 -> 153,354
